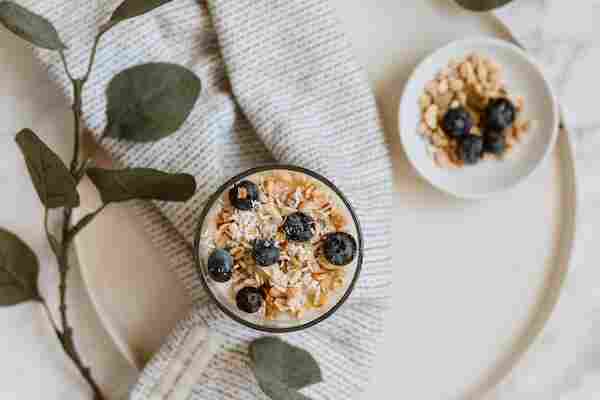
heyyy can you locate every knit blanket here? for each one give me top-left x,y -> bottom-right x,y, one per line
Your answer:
22,1 -> 393,399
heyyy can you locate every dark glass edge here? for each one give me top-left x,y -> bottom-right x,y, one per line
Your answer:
192,164 -> 364,334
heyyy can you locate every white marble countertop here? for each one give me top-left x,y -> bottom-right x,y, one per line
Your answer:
0,1 -> 598,399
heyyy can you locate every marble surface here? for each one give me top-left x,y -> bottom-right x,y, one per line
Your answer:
489,2 -> 600,399
0,0 -> 598,399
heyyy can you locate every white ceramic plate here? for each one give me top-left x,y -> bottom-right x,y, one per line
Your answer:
399,37 -> 560,199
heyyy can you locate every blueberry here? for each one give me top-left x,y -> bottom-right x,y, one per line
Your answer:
207,249 -> 234,283
483,130 -> 506,155
236,287 -> 263,313
323,232 -> 357,266
283,212 -> 315,242
484,98 -> 516,131
253,239 -> 281,267
457,135 -> 484,165
441,107 -> 473,138
229,180 -> 259,211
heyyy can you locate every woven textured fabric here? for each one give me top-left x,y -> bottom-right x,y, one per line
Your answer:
22,0 -> 393,398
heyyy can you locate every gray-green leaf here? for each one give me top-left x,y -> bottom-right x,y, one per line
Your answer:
104,62 -> 201,142
110,0 -> 173,25
0,228 -> 41,306
15,129 -> 80,209
453,0 -> 513,12
0,2 -> 66,50
250,337 -> 322,400
258,378 -> 312,400
86,168 -> 196,203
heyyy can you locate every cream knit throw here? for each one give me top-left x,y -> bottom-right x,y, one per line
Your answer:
22,0 -> 393,399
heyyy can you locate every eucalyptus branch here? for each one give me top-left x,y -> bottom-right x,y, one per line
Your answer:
59,50 -> 74,81
0,3 -> 200,400
67,204 -> 108,242
53,25 -> 103,396
58,42 -> 103,396
40,296 -> 62,343
57,77 -> 106,400
83,29 -> 109,83
54,207 -> 105,400
75,130 -> 106,183
69,79 -> 84,173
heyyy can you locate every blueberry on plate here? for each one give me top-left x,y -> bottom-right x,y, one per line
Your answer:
441,107 -> 473,138
484,98 -> 516,131
283,212 -> 315,242
323,232 -> 357,266
236,287 -> 263,313
207,249 -> 234,283
253,239 -> 280,267
483,130 -> 506,155
457,135 -> 484,165
229,180 -> 259,211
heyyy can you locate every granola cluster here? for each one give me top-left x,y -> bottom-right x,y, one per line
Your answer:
202,170 -> 356,321
418,53 -> 533,168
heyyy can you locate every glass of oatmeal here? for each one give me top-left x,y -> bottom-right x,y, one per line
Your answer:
193,165 -> 363,332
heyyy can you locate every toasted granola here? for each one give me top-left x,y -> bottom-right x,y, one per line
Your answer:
200,170 -> 358,321
419,53 -> 534,168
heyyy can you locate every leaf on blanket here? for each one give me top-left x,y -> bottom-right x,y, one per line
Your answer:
454,0 -> 514,12
15,129 -> 80,209
104,62 -> 201,142
257,378 -> 313,400
86,167 -> 197,204
0,228 -> 41,306
0,2 -> 66,50
109,0 -> 174,25
250,337 -> 322,400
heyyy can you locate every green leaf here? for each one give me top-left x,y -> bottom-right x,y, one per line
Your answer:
109,0 -> 173,25
454,0 -> 513,12
250,337 -> 322,400
15,129 -> 80,209
0,228 -> 41,306
257,379 -> 312,400
86,168 -> 196,203
0,2 -> 66,50
104,62 -> 201,142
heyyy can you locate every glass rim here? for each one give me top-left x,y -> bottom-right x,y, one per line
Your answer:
192,164 -> 364,333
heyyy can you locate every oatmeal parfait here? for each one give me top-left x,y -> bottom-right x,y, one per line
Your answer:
196,167 -> 362,330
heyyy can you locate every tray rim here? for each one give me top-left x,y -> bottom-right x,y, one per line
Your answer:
466,121 -> 579,397
73,121 -> 580,384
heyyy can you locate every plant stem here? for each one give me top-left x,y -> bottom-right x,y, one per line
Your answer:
55,231 -> 105,400
70,30 -> 106,176
56,37 -> 107,400
59,207 -> 72,336
59,51 -> 74,82
66,204 -> 108,242
70,79 -> 84,173
83,30 -> 108,83
40,297 -> 62,342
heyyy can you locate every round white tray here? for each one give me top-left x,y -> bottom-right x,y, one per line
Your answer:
73,2 -> 579,398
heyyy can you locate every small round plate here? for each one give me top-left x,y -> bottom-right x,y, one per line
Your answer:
399,37 -> 559,199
